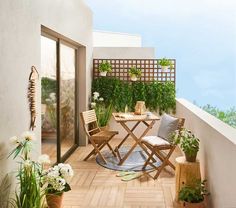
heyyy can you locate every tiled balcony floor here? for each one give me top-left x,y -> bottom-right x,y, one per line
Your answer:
63,138 -> 182,208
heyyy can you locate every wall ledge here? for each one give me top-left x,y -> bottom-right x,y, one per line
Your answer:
176,98 -> 236,145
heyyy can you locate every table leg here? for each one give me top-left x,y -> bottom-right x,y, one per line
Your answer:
118,120 -> 156,165
117,121 -> 141,149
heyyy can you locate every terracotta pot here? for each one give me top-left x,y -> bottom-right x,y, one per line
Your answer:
183,201 -> 205,208
185,153 -> 197,162
46,193 -> 64,208
100,71 -> 107,76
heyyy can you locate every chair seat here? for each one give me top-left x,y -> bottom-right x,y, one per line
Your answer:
92,130 -> 118,140
142,136 -> 170,146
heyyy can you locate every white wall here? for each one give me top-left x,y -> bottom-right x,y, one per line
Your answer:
175,99 -> 236,208
93,30 -> 142,47
93,47 -> 155,59
0,0 -> 93,175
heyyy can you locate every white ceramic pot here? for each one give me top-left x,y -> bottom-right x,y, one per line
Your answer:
130,75 -> 138,81
100,71 -> 107,76
161,65 -> 170,71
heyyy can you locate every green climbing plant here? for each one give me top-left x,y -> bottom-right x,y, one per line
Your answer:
92,77 -> 176,114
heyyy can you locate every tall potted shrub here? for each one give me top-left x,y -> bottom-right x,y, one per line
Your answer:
170,128 -> 200,162
179,180 -> 210,208
98,61 -> 112,76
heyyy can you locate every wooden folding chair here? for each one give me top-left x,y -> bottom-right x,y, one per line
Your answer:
80,110 -> 118,164
141,117 -> 185,180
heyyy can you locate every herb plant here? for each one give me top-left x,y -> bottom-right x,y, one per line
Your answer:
129,66 -> 142,78
170,128 -> 199,161
159,58 -> 172,66
98,61 -> 112,72
179,180 -> 210,203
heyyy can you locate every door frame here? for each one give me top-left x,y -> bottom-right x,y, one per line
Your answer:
41,25 -> 81,163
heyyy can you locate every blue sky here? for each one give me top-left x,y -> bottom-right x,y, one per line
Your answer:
86,0 -> 236,109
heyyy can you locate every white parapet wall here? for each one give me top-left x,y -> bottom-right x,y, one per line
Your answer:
93,47 -> 155,59
93,30 -> 142,47
175,98 -> 236,208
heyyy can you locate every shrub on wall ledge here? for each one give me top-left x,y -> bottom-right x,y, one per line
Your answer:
92,77 -> 176,114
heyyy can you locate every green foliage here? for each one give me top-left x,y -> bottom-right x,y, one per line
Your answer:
202,104 -> 236,128
179,180 -> 210,203
95,104 -> 113,127
170,128 -> 199,157
129,67 -> 142,78
92,77 -> 176,114
13,162 -> 43,208
41,77 -> 57,104
159,57 -> 172,66
8,133 -> 44,208
98,61 -> 112,72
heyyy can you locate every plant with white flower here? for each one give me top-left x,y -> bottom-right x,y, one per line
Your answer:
90,91 -> 113,127
8,131 -> 44,207
42,163 -> 73,195
8,131 -> 36,160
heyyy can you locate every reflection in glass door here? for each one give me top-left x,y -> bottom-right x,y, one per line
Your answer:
41,36 -> 58,164
60,43 -> 76,158
41,33 -> 78,163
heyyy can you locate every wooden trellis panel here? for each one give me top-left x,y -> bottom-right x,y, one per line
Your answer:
93,59 -> 176,84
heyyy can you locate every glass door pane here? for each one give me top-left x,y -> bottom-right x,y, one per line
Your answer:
41,36 -> 58,164
60,43 -> 76,157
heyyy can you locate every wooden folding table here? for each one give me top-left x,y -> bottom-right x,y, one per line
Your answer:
112,113 -> 160,165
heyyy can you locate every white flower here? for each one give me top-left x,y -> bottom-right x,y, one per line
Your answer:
59,164 -> 74,182
49,92 -> 56,101
93,92 -> 100,100
45,98 -> 51,103
24,160 -> 32,168
99,97 -> 104,101
21,131 -> 36,141
9,136 -> 19,145
91,102 -> 96,108
93,92 -> 99,97
38,154 -> 51,165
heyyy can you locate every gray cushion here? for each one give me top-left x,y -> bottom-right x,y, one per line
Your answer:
158,114 -> 179,140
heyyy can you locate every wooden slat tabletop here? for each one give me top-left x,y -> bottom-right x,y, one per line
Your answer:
112,112 -> 160,122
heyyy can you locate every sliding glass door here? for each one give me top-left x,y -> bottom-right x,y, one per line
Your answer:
41,33 -> 78,163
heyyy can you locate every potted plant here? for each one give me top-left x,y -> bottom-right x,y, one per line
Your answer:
179,180 -> 210,208
159,58 -> 172,71
8,131 -> 74,208
8,131 -> 46,208
170,128 -> 200,162
98,61 -> 112,76
91,91 -> 113,130
43,163 -> 74,208
129,66 -> 142,81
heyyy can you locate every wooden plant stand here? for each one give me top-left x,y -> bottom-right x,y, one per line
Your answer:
174,156 -> 201,205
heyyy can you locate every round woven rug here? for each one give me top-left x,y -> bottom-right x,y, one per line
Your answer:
96,147 -> 161,171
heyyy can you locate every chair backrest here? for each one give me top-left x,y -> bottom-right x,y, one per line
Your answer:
80,110 -> 100,137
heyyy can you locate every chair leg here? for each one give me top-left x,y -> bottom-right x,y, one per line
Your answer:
84,142 -> 104,161
106,142 -> 116,157
84,141 -> 107,164
153,148 -> 175,179
142,150 -> 155,170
